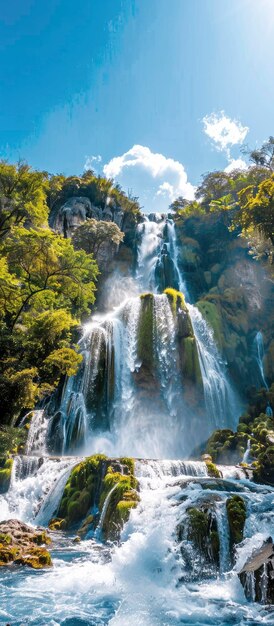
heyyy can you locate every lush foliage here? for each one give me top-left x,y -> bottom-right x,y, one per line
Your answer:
72,218 -> 124,257
170,138 -> 274,265
0,159 -> 140,425
0,161 -> 48,240
47,169 -> 140,216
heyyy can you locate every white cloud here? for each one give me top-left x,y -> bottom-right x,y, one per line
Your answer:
84,154 -> 102,172
103,144 -> 195,212
224,158 -> 248,173
203,111 -> 249,157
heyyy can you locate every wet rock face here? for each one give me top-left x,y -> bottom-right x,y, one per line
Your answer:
53,196 -> 94,237
226,495 -> 246,550
239,538 -> 274,603
176,500 -> 221,580
52,195 -> 131,239
0,519 -> 52,569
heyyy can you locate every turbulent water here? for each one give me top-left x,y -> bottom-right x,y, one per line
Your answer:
1,459 -> 274,625
0,214 -> 269,625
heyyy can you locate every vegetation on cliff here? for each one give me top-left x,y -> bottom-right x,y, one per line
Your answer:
0,162 -> 140,427
170,137 -> 274,268
205,385 -> 274,484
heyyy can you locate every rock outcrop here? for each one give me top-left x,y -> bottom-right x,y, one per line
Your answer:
49,455 -> 139,541
239,538 -> 274,603
0,520 -> 52,569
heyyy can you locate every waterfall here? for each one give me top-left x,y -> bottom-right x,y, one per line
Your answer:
136,215 -> 165,291
187,303 -> 239,431
253,331 -> 268,390
30,212 -> 241,457
166,218 -> 189,298
154,293 -> 181,414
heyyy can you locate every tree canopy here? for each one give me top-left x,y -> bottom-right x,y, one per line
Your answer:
72,218 -> 124,257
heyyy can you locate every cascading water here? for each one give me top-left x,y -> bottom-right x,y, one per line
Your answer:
0,455 -> 77,526
187,304 -> 240,430
2,459 -> 274,625
253,331 -> 269,390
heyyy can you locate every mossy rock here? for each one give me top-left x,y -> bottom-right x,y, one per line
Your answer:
164,288 -> 187,314
180,336 -> 202,385
184,505 -> 220,567
226,495 -> 246,546
98,466 -> 139,541
54,454 -> 107,527
14,547 -> 52,569
0,520 -> 52,569
50,455 -> 138,540
205,461 -> 221,478
48,518 -> 67,531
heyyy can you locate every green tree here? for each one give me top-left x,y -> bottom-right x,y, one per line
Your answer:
0,161 -> 48,239
2,227 -> 99,329
237,176 -> 274,248
72,218 -> 124,257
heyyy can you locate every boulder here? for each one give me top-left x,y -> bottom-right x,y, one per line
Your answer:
0,519 -> 52,569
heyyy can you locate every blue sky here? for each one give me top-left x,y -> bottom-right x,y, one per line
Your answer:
1,0 -> 274,210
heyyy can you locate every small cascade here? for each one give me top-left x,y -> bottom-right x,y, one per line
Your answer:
136,458 -> 208,480
95,483 -> 120,540
215,500 -> 231,574
25,409 -> 48,455
154,293 -> 181,414
0,455 -> 77,525
253,331 -> 269,390
165,218 -> 189,298
243,439 -> 251,464
187,303 -> 240,430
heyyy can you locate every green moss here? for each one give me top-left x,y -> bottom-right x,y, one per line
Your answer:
226,495 -> 246,546
54,454 -> 107,527
196,300 -> 223,349
50,455 -> 138,540
120,457 -> 135,475
205,461 -> 221,478
14,547 -> 52,569
180,336 -> 202,384
187,507 -> 208,549
48,518 -> 67,531
0,533 -> 12,545
164,288 -> 186,313
98,465 -> 139,541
